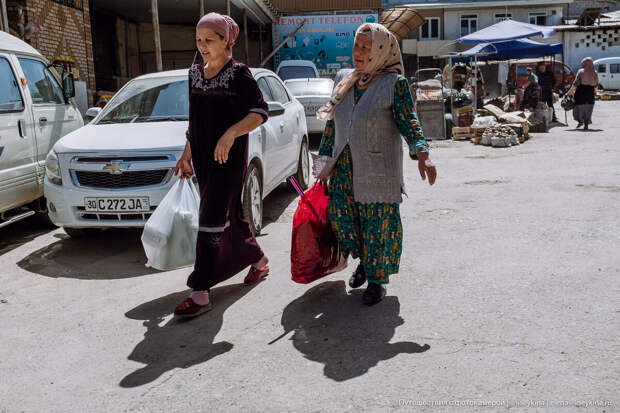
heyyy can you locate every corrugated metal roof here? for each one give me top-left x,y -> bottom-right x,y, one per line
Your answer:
397,0 -> 571,10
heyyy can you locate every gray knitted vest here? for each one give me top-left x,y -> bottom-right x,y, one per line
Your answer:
332,72 -> 403,203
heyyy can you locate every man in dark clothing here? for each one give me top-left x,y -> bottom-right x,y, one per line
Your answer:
537,62 -> 558,121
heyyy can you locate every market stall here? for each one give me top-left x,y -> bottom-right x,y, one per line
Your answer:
432,19 -> 563,147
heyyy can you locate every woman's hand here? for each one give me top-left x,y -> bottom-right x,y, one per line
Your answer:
214,130 -> 236,164
416,151 -> 437,185
317,167 -> 336,183
173,157 -> 194,179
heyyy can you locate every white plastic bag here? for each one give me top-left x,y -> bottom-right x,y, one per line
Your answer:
142,178 -> 200,270
471,116 -> 498,128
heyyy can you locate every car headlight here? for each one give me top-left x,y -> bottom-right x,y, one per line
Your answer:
45,150 -> 62,185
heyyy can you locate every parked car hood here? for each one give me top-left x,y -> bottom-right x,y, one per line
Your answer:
54,122 -> 188,153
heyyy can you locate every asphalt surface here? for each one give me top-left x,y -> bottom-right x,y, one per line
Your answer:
1,101 -> 618,412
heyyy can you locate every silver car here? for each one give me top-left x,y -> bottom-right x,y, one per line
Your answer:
284,78 -> 334,134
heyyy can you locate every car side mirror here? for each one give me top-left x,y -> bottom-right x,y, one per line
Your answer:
63,72 -> 76,99
84,107 -> 102,122
267,101 -> 285,117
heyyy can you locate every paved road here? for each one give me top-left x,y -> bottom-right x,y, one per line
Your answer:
1,102 -> 618,412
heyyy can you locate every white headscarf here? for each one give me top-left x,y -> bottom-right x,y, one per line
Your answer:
316,23 -> 404,121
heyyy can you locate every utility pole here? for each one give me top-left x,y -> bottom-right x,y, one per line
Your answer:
226,0 -> 230,16
259,25 -> 263,63
1,0 -> 9,33
199,0 -> 204,17
243,9 -> 249,64
151,0 -> 163,72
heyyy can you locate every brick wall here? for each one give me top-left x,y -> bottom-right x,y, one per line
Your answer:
7,0 -> 95,95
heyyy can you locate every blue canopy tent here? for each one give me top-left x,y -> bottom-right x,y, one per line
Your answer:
436,19 -> 563,124
450,39 -> 563,62
457,19 -> 556,44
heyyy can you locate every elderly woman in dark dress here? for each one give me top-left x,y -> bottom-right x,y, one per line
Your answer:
172,13 -> 269,317
567,57 -> 598,130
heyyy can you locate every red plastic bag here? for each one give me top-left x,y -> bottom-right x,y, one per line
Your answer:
289,180 -> 345,284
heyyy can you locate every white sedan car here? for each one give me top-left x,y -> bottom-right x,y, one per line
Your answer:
284,78 -> 334,134
44,67 -> 309,237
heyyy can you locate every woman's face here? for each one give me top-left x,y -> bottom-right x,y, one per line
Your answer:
196,27 -> 228,62
352,34 -> 372,71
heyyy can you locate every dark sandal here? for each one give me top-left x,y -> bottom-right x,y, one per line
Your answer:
348,264 -> 366,288
362,283 -> 386,306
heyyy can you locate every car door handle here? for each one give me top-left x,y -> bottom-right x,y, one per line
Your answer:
18,119 -> 26,137
280,122 -> 285,132
39,117 -> 48,124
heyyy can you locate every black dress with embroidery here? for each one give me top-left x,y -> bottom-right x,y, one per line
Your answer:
185,59 -> 269,291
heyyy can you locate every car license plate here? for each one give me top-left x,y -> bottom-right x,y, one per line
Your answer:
84,197 -> 150,212
305,105 -> 322,116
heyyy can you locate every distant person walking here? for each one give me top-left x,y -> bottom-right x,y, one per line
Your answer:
567,57 -> 598,130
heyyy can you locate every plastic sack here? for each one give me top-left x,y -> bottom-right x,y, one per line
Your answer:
142,178 -> 200,270
289,178 -> 345,284
471,116 -> 497,128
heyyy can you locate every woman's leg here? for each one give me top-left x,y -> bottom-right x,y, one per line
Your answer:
327,146 -> 363,262
359,203 -> 403,305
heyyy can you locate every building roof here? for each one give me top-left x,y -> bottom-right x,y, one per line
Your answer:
393,0 -> 572,10
556,8 -> 620,30
0,31 -> 42,57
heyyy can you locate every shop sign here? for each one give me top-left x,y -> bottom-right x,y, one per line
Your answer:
273,13 -> 378,77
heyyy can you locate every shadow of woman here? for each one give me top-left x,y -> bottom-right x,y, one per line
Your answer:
120,282 -> 260,388
0,213 -> 56,257
272,280 -> 430,382
17,229 -> 158,279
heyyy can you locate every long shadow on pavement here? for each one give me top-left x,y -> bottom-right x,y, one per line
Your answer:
565,128 -> 604,132
273,280 -> 430,382
17,228 -> 158,279
0,214 -> 56,257
120,282 -> 258,387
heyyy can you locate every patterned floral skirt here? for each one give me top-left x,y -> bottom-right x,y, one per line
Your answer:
327,145 -> 403,284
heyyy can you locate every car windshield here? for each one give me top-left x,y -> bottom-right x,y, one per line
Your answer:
97,77 -> 188,124
286,79 -> 333,96
278,66 -> 316,80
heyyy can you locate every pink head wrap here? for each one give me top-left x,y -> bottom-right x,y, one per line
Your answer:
196,12 -> 239,49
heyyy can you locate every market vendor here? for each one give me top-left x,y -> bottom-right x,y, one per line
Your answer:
476,79 -> 484,108
521,75 -> 541,110
443,62 -> 471,92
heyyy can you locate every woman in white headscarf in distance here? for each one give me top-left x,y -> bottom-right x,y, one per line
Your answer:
567,57 -> 598,130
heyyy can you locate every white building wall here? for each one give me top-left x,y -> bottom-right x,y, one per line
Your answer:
443,6 -> 565,40
562,30 -> 620,71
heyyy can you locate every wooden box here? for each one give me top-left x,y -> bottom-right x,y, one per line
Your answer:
452,126 -> 473,140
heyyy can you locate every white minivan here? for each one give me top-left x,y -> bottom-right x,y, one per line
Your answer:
594,57 -> 620,90
0,31 -> 83,228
